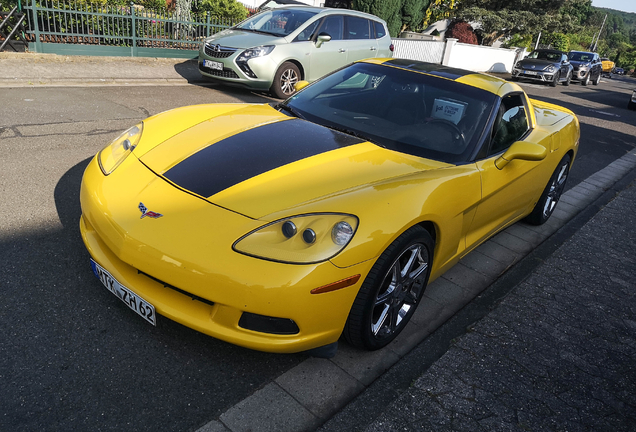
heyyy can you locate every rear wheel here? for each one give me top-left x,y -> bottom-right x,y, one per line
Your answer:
344,226 -> 434,350
525,154 -> 571,225
593,71 -> 601,85
270,62 -> 300,99
563,71 -> 572,86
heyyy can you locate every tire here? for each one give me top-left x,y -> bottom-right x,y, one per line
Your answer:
270,62 -> 300,99
628,100 -> 636,111
593,72 -> 601,85
525,154 -> 571,225
563,71 -> 571,86
550,71 -> 560,87
343,226 -> 434,350
581,73 -> 590,86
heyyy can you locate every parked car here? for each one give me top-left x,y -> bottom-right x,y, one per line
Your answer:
628,89 -> 636,110
568,50 -> 601,86
198,6 -> 393,98
81,59 -> 580,356
512,49 -> 573,86
601,58 -> 615,78
614,67 -> 625,75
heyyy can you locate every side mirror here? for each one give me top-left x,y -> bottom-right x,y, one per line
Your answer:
495,141 -> 547,170
315,33 -> 332,48
294,80 -> 310,92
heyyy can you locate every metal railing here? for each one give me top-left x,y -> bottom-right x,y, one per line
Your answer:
21,0 -> 237,57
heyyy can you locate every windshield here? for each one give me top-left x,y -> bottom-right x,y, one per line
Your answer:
568,52 -> 592,62
282,62 -> 497,164
235,9 -> 318,37
528,51 -> 561,61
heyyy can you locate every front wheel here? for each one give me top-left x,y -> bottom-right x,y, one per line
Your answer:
270,62 -> 300,99
525,154 -> 571,225
344,226 -> 434,350
550,71 -> 560,87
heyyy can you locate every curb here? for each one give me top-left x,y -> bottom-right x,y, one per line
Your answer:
195,149 -> 636,432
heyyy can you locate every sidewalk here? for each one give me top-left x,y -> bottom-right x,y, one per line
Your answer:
0,52 -> 203,86
322,175 -> 636,431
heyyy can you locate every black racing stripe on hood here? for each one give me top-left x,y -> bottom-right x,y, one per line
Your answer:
384,59 -> 473,80
163,119 -> 364,198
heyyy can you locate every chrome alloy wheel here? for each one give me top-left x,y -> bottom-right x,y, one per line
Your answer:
371,243 -> 429,338
280,67 -> 299,96
543,161 -> 569,219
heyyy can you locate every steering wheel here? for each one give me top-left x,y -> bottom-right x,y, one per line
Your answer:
426,118 -> 466,150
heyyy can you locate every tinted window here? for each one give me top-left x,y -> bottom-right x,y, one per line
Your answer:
283,62 -> 498,164
373,21 -> 386,38
345,16 -> 370,39
318,15 -> 343,40
489,94 -> 529,156
528,50 -> 561,61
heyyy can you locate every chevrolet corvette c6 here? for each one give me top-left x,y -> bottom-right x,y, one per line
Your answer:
80,59 -> 580,355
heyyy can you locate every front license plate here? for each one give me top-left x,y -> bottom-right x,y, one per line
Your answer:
90,259 -> 156,326
203,59 -> 223,71
524,70 -> 538,76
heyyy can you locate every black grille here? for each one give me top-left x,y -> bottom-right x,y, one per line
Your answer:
199,64 -> 240,79
204,44 -> 237,58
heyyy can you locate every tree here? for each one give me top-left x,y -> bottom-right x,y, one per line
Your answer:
352,0 -> 431,36
455,0 -> 578,46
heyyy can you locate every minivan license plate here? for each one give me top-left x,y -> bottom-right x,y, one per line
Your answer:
91,259 -> 156,326
203,59 -> 223,71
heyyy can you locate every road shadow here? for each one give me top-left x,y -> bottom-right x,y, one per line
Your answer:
1,157 -> 305,432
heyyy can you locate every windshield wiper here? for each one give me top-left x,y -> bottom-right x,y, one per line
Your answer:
237,28 -> 277,36
276,103 -> 305,120
326,124 -> 385,147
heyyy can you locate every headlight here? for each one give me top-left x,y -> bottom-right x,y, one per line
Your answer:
98,123 -> 143,175
233,213 -> 358,264
544,65 -> 556,73
236,45 -> 275,63
514,61 -> 522,69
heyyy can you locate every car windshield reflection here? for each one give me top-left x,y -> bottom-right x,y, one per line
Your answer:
283,62 -> 497,164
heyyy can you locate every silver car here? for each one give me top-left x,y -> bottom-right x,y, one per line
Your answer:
198,6 -> 393,98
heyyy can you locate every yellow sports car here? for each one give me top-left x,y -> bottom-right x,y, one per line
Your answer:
80,59 -> 579,357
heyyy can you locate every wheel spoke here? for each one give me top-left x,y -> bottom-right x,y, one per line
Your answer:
372,304 -> 390,335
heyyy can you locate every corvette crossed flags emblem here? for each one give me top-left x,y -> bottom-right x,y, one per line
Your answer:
138,202 -> 163,219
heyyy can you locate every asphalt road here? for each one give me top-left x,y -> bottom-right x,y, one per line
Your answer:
1,74 -> 635,432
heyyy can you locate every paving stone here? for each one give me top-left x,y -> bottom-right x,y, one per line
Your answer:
275,358 -> 364,420
489,231 -> 534,255
219,383 -> 318,432
331,342 -> 400,386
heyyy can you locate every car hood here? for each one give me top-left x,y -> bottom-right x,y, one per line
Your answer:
519,59 -> 557,69
205,28 -> 287,49
138,104 -> 447,220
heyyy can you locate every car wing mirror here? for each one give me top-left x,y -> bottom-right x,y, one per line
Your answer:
316,33 -> 332,48
495,141 -> 547,170
294,80 -> 310,92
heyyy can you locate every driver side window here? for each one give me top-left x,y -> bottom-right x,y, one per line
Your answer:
489,94 -> 529,156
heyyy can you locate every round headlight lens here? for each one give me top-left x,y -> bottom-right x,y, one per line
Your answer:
332,221 -> 354,246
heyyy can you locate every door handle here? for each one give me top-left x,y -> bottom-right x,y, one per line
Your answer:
370,47 -> 377,51
339,48 -> 346,53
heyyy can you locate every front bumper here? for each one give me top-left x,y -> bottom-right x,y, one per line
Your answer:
197,43 -> 278,91
570,68 -> 590,81
79,155 -> 372,353
512,68 -> 557,83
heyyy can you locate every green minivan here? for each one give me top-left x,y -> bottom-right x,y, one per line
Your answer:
198,6 -> 393,98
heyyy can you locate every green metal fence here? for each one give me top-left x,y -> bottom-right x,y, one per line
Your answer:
22,0 -> 237,58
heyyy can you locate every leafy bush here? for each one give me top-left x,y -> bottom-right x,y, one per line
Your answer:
544,32 -> 569,52
504,33 -> 533,50
198,0 -> 247,21
446,20 -> 478,45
